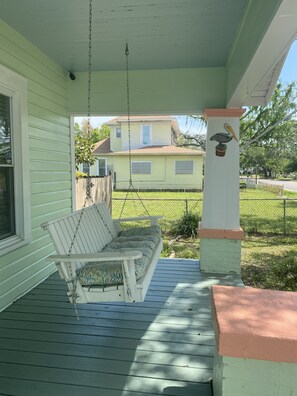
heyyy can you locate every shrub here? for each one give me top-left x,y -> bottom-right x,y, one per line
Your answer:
173,211 -> 200,238
76,171 -> 88,178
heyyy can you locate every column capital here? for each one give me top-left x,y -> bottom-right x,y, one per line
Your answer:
204,108 -> 245,120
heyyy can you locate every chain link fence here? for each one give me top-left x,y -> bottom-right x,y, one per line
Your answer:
112,197 -> 297,235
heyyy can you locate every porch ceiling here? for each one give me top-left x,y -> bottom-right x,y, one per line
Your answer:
1,0 -> 297,112
0,0 -> 248,72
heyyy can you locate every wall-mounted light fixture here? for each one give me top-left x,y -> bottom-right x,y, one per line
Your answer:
69,71 -> 76,81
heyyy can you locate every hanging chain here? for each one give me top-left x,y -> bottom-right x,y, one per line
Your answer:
120,44 -> 151,219
68,0 -> 94,257
125,44 -> 133,187
86,0 -> 93,198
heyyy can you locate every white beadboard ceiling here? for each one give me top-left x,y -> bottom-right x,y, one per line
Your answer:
0,0 -> 248,72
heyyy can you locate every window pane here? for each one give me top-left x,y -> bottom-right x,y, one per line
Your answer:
98,159 -> 106,176
142,126 -> 151,145
0,94 -> 12,165
175,160 -> 194,174
115,127 -> 121,138
82,163 -> 90,174
0,167 -> 15,240
132,161 -> 151,174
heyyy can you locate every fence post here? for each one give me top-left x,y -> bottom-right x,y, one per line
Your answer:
283,199 -> 287,235
185,199 -> 188,214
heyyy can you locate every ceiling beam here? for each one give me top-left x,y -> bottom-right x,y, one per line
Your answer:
67,67 -> 226,116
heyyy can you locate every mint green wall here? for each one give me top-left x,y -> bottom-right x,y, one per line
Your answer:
0,20 -> 70,311
68,68 -> 226,115
213,352 -> 297,396
200,239 -> 241,275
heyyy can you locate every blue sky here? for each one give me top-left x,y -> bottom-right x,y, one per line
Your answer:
75,40 -> 297,133
279,40 -> 297,84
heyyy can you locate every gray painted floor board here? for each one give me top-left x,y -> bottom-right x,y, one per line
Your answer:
0,258 -> 241,395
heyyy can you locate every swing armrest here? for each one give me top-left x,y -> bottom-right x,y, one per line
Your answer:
48,250 -> 142,263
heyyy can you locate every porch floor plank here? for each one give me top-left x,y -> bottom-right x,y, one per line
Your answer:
0,258 -> 242,396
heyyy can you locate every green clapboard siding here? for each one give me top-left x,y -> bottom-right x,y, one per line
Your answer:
0,20 -> 71,311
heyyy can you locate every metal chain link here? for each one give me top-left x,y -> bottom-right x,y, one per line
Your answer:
119,44 -> 151,219
125,44 -> 133,188
86,0 -> 93,198
68,0 -> 94,256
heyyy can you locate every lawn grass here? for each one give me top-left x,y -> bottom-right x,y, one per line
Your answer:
241,235 -> 297,292
160,233 -> 297,292
112,188 -> 297,235
112,189 -> 297,291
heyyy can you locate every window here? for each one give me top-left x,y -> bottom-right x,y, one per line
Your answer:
132,161 -> 151,174
0,94 -> 15,239
82,163 -> 90,174
0,65 -> 30,255
141,125 -> 152,146
98,158 -> 107,176
175,160 -> 194,174
115,127 -> 121,138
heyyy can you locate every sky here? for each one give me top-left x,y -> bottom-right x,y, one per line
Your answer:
75,40 -> 297,134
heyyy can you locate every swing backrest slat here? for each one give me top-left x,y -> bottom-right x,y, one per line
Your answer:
42,203 -> 117,258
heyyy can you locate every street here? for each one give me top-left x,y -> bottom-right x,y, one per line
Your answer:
259,179 -> 297,193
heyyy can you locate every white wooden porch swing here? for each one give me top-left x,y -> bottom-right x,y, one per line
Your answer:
41,0 -> 162,306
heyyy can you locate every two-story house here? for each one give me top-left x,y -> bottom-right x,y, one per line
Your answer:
90,115 -> 204,191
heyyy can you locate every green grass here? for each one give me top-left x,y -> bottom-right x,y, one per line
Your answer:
113,190 -> 203,227
241,235 -> 297,291
112,189 -> 297,235
159,233 -> 297,292
112,189 -> 297,292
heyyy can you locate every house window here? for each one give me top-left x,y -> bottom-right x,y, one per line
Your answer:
175,160 -> 194,174
0,65 -> 30,255
98,158 -> 107,176
141,125 -> 152,146
0,94 -> 15,240
132,161 -> 151,174
82,163 -> 90,174
115,127 -> 121,138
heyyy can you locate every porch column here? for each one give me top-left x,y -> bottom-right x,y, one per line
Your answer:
199,108 -> 245,274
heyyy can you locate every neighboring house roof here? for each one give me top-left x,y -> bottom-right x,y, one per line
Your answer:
105,115 -> 180,135
93,138 -> 112,154
111,145 -> 204,156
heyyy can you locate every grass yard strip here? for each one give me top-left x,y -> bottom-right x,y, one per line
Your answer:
241,235 -> 297,292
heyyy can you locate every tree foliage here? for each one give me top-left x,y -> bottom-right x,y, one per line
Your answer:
177,132 -> 206,151
74,119 -> 111,170
240,81 -> 297,177
177,82 -> 297,178
176,115 -> 206,151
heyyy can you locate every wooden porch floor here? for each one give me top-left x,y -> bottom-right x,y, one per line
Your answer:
0,259 -> 242,396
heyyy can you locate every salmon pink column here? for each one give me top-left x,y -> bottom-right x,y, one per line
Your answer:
200,108 -> 245,274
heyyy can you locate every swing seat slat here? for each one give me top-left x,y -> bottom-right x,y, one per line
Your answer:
41,203 -> 162,304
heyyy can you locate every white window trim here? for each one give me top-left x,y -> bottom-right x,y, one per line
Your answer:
98,158 -> 107,176
140,124 -> 152,146
175,159 -> 194,175
0,64 -> 31,256
131,161 -> 152,175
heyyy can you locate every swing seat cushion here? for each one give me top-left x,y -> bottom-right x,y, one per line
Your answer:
119,225 -> 161,238
77,235 -> 161,287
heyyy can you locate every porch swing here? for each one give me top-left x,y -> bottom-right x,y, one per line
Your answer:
41,0 -> 162,305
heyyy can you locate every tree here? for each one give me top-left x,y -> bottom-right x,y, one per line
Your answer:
74,122 -> 95,170
177,132 -> 206,151
74,119 -> 111,170
240,81 -> 297,177
176,115 -> 206,151
91,125 -> 110,143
